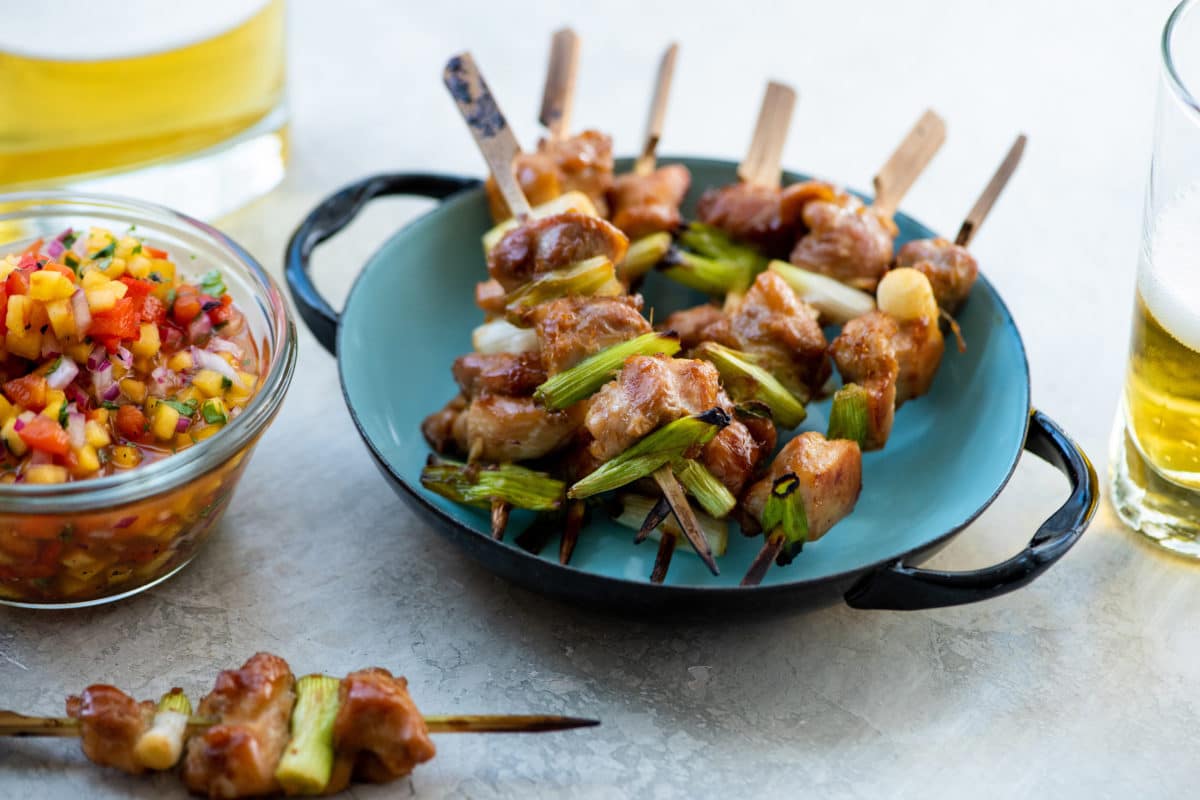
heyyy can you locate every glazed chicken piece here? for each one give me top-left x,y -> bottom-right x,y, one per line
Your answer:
696,182 -> 797,258
608,164 -> 691,239
895,237 -> 979,314
829,310 -> 944,450
660,303 -> 731,351
484,131 -> 615,222
182,653 -> 296,800
527,295 -> 651,375
487,212 -> 630,292
65,685 -> 155,775
584,354 -> 771,494
743,432 -> 862,543
783,180 -> 899,292
453,394 -> 584,463
452,351 -> 547,398
325,668 -> 437,793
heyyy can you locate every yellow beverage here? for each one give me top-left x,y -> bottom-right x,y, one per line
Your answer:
0,0 -> 285,195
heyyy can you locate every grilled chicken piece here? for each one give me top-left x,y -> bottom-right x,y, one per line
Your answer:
895,237 -> 979,314
325,669 -> 437,793
743,432 -> 862,542
829,310 -> 944,450
452,352 -> 547,398
696,182 -> 796,257
701,415 -> 776,497
784,180 -> 899,292
484,131 -> 616,222
422,395 -> 467,454
728,271 -> 831,398
456,394 -> 583,462
182,653 -> 296,799
585,355 -> 726,463
528,295 -> 651,375
660,303 -> 733,351
474,279 -> 508,315
487,212 -> 630,292
65,685 -> 155,775
608,164 -> 691,239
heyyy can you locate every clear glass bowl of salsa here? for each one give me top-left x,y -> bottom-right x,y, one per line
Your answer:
0,193 -> 296,607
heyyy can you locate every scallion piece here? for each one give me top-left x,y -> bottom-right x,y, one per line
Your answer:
503,256 -> 622,315
568,408 -> 730,499
275,674 -> 341,796
827,383 -> 869,448
672,458 -> 737,518
761,473 -> 809,565
695,342 -> 807,429
534,332 -> 681,410
612,493 -> 729,557
199,269 -> 227,297
133,689 -> 192,770
768,260 -> 876,324
421,461 -> 565,512
658,247 -> 753,295
678,222 -> 765,274
618,232 -> 672,284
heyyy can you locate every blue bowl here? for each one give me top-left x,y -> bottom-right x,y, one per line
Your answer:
286,158 -> 1096,612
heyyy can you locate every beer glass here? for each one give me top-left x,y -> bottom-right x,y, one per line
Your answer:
0,0 -> 286,219
1112,0 -> 1200,556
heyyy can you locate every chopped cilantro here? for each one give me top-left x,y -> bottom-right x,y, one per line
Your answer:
91,243 -> 116,259
162,399 -> 197,416
58,403 -> 69,428
220,376 -> 233,390
201,399 -> 227,424
199,269 -> 226,297
132,243 -> 143,255
100,401 -> 120,410
60,231 -> 78,249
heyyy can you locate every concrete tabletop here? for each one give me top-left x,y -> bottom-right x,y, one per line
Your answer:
2,1 -> 1192,796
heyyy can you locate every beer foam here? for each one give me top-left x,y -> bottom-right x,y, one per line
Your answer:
1139,184 -> 1200,352
0,0 -> 269,61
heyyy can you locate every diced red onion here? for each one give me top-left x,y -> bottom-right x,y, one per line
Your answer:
208,337 -> 242,358
46,240 -> 65,259
71,290 -> 91,336
192,348 -> 241,386
86,346 -> 107,371
92,363 -> 115,400
67,412 -> 85,449
101,383 -> 120,402
114,347 -> 133,369
188,313 -> 213,342
12,418 -> 24,432
45,358 -> 79,390
41,333 -> 61,360
114,516 -> 136,529
175,416 -> 191,433
162,326 -> 184,352
65,384 -> 90,410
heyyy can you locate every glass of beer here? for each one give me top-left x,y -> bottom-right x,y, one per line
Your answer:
1112,0 -> 1200,556
0,0 -> 286,220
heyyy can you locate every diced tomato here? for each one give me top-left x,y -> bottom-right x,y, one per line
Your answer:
44,263 -> 76,283
140,295 -> 166,325
173,293 -> 203,325
118,276 -> 155,298
6,268 -> 30,296
17,416 -> 70,456
207,296 -> 236,326
4,374 -> 47,411
160,324 -> 184,352
144,246 -> 169,259
115,405 -> 147,441
89,297 -> 140,343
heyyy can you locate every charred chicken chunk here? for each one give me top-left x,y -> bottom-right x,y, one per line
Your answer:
182,653 -> 296,799
65,685 -> 155,775
452,352 -> 547,398
325,668 -> 437,793
895,237 -> 979,314
487,213 -> 630,292
696,182 -> 796,257
483,131 -> 615,222
743,432 -> 863,542
608,164 -> 691,239
784,180 -> 899,292
700,416 -> 776,497
528,295 -> 651,375
727,271 -> 831,398
659,303 -> 733,352
456,394 -> 583,462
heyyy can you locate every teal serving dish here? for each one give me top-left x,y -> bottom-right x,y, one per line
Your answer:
286,158 -> 1096,612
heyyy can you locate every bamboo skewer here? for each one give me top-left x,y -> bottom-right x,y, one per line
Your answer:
651,465 -> 719,577
649,531 -> 677,584
444,52 -> 532,219
740,531 -> 785,587
558,500 -> 586,565
634,495 -> 672,544
633,43 -> 680,176
539,28 -> 581,142
736,81 -> 797,189
490,501 -> 510,541
872,109 -> 947,218
0,710 -> 598,738
955,133 -> 1027,247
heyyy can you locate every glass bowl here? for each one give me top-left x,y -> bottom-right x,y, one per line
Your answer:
0,192 -> 296,608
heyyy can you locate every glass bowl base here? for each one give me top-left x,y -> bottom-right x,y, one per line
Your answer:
0,551 -> 201,610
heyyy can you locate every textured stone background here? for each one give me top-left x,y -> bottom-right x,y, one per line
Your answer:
1,0 -> 1194,797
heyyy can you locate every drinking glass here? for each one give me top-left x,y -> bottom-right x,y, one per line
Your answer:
0,0 -> 287,220
1112,0 -> 1200,556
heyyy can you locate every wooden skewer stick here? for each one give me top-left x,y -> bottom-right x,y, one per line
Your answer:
633,42 -> 680,176
649,531 -> 677,584
539,28 -> 581,142
490,500 -> 510,541
872,109 -> 947,218
444,52 -> 532,219
0,710 -> 599,737
736,81 -> 797,189
651,465 -> 719,576
557,500 -> 586,565
954,133 -> 1027,248
740,530 -> 786,587
634,495 -> 672,544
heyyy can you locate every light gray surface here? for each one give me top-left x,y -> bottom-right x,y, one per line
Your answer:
1,1 -> 1193,797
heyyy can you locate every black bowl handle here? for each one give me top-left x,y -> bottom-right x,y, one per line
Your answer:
285,173 -> 481,354
844,409 -> 1097,611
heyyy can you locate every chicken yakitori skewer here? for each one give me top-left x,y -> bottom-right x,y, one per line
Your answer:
1,653 -> 596,799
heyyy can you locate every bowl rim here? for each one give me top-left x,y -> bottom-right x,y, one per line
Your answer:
332,155 -> 1034,597
0,190 -> 297,512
